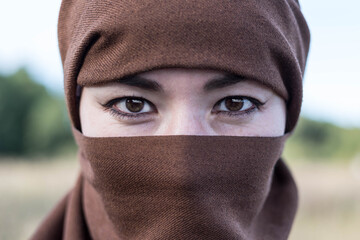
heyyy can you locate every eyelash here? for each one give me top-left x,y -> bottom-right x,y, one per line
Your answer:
101,95 -> 265,120
101,96 -> 154,120
212,96 -> 265,117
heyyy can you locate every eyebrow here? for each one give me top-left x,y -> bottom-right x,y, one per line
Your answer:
203,74 -> 245,91
115,73 -> 245,92
115,75 -> 164,92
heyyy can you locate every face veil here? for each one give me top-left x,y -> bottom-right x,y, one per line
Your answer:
31,0 -> 310,239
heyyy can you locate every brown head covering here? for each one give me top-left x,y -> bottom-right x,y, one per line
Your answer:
58,0 -> 310,132
31,0 -> 310,239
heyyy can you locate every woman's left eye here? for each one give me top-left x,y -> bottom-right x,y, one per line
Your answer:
212,96 -> 263,115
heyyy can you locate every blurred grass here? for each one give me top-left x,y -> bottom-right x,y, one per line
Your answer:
0,156 -> 79,240
1,156 -> 360,240
288,157 -> 360,240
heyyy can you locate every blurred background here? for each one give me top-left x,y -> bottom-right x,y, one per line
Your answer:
0,0 -> 359,239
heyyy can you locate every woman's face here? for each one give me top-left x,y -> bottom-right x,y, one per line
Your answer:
80,68 -> 286,137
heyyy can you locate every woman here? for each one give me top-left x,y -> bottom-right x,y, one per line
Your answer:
32,0 -> 310,239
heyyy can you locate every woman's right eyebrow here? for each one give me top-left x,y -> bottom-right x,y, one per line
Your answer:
115,75 -> 164,92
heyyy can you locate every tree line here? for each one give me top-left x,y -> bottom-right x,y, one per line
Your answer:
0,68 -> 74,157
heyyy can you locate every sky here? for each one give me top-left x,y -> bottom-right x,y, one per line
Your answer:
0,0 -> 359,128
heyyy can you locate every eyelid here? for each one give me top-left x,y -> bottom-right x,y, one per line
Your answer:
213,95 -> 265,109
101,96 -> 157,120
211,95 -> 266,119
102,96 -> 153,109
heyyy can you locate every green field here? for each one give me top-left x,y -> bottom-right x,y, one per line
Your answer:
1,157 -> 360,240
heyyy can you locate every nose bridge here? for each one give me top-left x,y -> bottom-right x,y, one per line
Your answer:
157,103 -> 210,135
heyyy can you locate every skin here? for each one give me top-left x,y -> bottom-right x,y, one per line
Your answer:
79,68 -> 286,137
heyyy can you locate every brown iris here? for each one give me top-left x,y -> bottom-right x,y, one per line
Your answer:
125,98 -> 144,112
225,97 -> 244,111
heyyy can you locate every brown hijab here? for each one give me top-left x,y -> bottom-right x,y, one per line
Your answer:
31,0 -> 310,239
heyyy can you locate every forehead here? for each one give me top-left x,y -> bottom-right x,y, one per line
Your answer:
138,68 -> 227,89
139,68 -> 225,79
135,68 -> 273,93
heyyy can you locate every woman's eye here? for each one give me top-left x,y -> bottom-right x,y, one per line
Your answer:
113,97 -> 153,114
101,97 -> 156,120
213,96 -> 263,115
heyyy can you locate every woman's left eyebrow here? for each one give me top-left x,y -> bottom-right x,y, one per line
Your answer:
203,74 -> 245,92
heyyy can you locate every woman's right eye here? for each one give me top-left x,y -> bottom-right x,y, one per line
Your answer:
102,97 -> 156,119
114,98 -> 153,113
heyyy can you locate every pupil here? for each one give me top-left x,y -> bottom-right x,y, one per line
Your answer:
126,98 -> 144,112
225,98 -> 244,111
